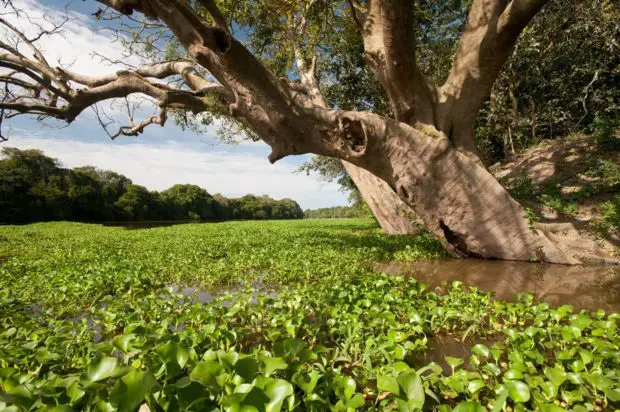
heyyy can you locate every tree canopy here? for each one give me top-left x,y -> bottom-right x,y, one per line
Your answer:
0,147 -> 304,223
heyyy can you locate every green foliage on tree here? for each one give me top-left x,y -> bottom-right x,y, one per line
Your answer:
0,148 -> 304,223
302,0 -> 620,186
477,0 -> 620,162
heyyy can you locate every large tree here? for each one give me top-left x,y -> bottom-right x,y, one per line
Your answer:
0,0 -> 616,263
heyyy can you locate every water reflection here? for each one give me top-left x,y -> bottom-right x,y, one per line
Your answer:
380,259 -> 620,312
409,335 -> 498,374
167,275 -> 277,306
169,283 -> 216,303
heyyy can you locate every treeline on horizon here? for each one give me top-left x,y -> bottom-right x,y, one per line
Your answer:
304,205 -> 368,219
0,148 -> 304,224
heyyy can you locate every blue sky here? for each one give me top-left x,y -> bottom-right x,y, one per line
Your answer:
1,0 -> 348,209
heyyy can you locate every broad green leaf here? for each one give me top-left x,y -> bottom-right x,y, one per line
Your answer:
467,380 -> 485,394
190,361 -> 224,388
507,381 -> 530,403
292,371 -> 321,394
395,361 -> 411,374
94,401 -> 114,412
176,381 -> 212,409
348,393 -> 365,408
3,385 -> 34,409
471,344 -> 489,358
265,379 -> 293,412
67,381 -> 85,403
156,342 -> 189,368
570,359 -> 584,372
341,376 -> 357,400
544,367 -> 567,387
606,387 -> 620,402
560,389 -> 583,405
35,348 -> 59,363
234,357 -> 259,381
504,369 -> 523,380
561,325 -> 581,341
584,373 -> 613,390
112,334 -> 135,353
110,370 -> 156,412
82,357 -> 128,386
483,363 -> 501,376
540,381 -> 558,399
262,357 -> 287,377
578,350 -> 593,365
156,341 -> 189,377
218,351 -> 239,371
491,389 -> 509,412
566,373 -> 584,385
377,375 -> 400,397
570,315 -> 591,330
398,371 -> 424,408
445,357 -> 464,371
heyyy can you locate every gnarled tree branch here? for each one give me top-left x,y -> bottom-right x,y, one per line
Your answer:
354,0 -> 436,127
436,0 -> 550,157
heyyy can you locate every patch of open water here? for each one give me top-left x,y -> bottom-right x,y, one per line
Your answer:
379,258 -> 620,312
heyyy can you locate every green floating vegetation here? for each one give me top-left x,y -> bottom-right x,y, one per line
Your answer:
0,220 -> 618,411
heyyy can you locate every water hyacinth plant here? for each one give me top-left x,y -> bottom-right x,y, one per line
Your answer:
0,220 -> 618,411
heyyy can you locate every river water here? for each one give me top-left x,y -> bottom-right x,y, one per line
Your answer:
379,259 -> 620,312
381,259 -> 620,372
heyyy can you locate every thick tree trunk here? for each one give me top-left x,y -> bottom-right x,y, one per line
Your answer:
342,161 -> 418,234
351,121 -> 613,264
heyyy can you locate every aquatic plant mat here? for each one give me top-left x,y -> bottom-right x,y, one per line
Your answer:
0,220 -> 618,411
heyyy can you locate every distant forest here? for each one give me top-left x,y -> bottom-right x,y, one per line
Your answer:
0,148 -> 304,224
304,206 -> 367,219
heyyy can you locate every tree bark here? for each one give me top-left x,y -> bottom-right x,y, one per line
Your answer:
339,114 -> 608,264
342,161 -> 418,234
286,23 -> 419,236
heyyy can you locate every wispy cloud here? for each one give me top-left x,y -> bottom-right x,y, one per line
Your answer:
1,0 -> 141,76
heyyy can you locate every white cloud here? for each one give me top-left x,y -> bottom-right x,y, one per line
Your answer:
1,0 -> 141,76
1,0 -> 155,120
5,136 -> 349,210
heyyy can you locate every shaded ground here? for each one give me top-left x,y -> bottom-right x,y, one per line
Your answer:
490,134 -> 619,246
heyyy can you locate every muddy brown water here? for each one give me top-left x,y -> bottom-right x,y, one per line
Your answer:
407,334 -> 499,374
383,259 -> 620,373
379,259 -> 620,312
